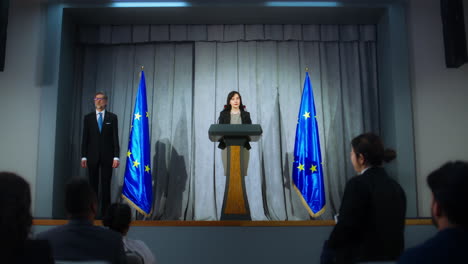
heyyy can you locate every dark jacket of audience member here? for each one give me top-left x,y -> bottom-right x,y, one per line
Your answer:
0,172 -> 54,264
398,161 -> 468,264
322,133 -> 406,264
36,177 -> 126,263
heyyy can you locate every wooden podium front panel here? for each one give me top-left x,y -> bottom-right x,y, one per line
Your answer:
225,146 -> 247,214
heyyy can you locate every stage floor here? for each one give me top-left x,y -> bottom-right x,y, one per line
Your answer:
33,218 -> 431,226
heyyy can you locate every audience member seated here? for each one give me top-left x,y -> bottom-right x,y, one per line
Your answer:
36,177 -> 126,263
398,161 -> 468,264
103,203 -> 157,264
321,133 -> 407,264
0,172 -> 54,264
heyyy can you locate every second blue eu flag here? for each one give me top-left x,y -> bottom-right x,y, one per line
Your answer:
292,71 -> 326,217
122,70 -> 153,216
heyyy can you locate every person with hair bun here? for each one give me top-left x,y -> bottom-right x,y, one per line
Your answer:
103,203 -> 157,264
322,133 -> 407,264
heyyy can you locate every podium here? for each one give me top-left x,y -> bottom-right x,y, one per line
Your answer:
209,124 -> 262,220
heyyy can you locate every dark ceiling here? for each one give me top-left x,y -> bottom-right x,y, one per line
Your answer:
65,6 -> 387,25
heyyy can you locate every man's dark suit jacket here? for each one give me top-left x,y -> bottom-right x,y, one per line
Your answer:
81,111 -> 120,164
36,219 -> 126,263
398,228 -> 468,264
217,110 -> 252,150
326,167 -> 406,263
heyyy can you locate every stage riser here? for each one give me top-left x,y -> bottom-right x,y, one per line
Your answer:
32,223 -> 436,264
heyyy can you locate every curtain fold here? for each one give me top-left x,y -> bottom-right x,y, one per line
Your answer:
78,24 -> 376,44
193,42 -> 217,220
68,24 -> 379,220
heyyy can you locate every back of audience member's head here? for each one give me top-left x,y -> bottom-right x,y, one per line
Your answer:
427,161 -> 468,229
351,132 -> 396,167
0,172 -> 32,252
65,177 -> 97,219
103,203 -> 132,235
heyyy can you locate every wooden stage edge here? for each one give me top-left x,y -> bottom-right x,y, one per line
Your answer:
33,218 -> 432,227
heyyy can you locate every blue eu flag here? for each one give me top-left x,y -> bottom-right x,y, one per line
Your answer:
292,72 -> 326,217
122,70 -> 153,216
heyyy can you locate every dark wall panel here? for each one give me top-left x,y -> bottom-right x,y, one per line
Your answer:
0,0 -> 10,71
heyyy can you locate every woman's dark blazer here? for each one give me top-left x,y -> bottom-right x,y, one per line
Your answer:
326,167 -> 406,263
217,110 -> 252,150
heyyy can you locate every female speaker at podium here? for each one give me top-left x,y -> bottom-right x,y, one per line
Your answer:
217,91 -> 252,176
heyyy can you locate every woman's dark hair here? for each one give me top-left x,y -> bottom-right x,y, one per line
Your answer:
102,203 -> 132,234
351,132 -> 396,167
222,91 -> 246,112
0,172 -> 32,252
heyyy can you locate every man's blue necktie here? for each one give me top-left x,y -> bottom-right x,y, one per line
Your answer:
98,112 -> 103,132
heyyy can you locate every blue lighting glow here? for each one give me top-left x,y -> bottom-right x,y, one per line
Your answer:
111,2 -> 190,7
265,2 -> 341,7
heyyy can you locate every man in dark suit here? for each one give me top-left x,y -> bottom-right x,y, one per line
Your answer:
398,161 -> 468,264
36,178 -> 126,263
81,91 -> 120,216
